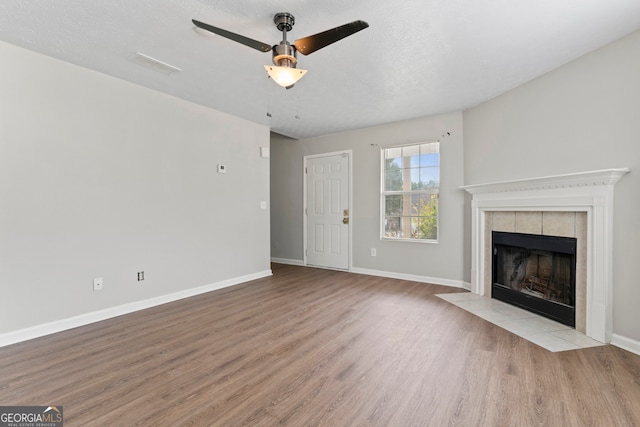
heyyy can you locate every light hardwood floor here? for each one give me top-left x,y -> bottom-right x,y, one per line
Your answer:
1,263 -> 640,426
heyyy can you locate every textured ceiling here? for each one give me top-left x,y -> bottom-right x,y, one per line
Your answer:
1,0 -> 640,139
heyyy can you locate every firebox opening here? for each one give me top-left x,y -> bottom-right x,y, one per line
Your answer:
492,231 -> 576,327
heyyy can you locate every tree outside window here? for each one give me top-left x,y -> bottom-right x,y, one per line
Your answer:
381,142 -> 439,241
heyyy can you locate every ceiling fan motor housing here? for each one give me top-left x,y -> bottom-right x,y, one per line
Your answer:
272,42 -> 298,68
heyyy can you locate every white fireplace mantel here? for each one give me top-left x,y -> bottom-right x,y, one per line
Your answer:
461,168 -> 629,343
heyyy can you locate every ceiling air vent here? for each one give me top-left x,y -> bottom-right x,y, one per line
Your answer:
130,52 -> 182,75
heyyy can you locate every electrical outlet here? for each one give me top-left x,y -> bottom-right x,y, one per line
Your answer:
371,248 -> 377,257
93,277 -> 103,291
137,271 -> 145,281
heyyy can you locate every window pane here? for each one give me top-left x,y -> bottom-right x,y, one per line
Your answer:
420,152 -> 439,167
414,197 -> 438,239
386,156 -> 401,170
386,193 -> 432,217
384,194 -> 403,216
411,193 -> 432,213
419,166 -> 439,187
409,168 -> 421,189
385,147 -> 402,160
384,166 -> 402,191
384,147 -> 402,170
411,217 -> 422,238
383,216 -> 401,238
420,142 -> 439,156
403,145 -> 421,156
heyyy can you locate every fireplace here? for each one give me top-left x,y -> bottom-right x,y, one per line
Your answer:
492,231 -> 576,327
462,168 -> 629,343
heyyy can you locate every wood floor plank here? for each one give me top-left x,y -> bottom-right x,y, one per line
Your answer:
1,263 -> 640,426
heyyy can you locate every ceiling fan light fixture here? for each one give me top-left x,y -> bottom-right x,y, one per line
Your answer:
265,65 -> 307,88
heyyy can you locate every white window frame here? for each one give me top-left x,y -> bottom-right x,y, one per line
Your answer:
380,141 -> 440,243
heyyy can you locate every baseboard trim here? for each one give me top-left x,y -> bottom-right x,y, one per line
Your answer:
0,269 -> 272,348
271,257 -> 304,266
611,333 -> 640,356
350,267 -> 467,289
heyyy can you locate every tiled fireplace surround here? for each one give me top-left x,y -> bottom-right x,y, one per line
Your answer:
485,211 -> 587,332
462,169 -> 629,344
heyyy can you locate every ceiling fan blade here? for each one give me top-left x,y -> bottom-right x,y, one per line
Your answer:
294,20 -> 369,55
192,19 -> 272,53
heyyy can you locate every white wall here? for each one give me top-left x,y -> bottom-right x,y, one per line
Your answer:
463,30 -> 640,343
0,41 -> 271,338
271,113 -> 466,285
270,134 -> 305,263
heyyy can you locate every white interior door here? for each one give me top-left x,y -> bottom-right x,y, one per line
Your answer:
305,152 -> 350,270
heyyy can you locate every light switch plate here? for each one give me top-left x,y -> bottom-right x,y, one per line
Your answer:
217,164 -> 227,174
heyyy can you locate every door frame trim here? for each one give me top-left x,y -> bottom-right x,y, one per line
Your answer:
303,150 -> 353,271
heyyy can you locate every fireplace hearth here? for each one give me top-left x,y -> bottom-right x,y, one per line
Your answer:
492,231 -> 576,327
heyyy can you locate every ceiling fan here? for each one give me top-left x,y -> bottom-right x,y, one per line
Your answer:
192,13 -> 369,88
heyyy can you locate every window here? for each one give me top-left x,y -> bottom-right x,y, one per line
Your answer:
381,142 -> 439,241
